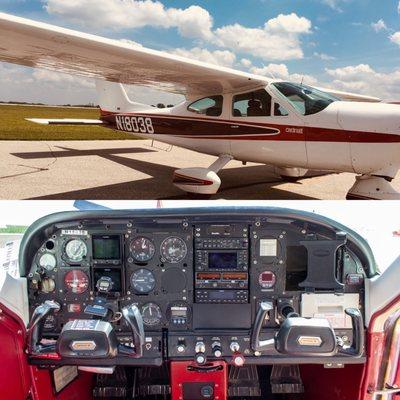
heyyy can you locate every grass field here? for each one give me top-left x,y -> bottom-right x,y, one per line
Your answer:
0,104 -> 136,140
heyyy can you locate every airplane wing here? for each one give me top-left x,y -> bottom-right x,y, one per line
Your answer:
315,87 -> 381,103
26,118 -> 103,125
0,12 -> 269,97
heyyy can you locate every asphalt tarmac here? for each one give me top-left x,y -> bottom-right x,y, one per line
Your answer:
1,140 -> 399,200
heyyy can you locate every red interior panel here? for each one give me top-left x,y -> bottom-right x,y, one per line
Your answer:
0,304 -> 31,400
171,361 -> 228,400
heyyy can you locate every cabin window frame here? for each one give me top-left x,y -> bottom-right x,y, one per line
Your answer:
187,95 -> 224,117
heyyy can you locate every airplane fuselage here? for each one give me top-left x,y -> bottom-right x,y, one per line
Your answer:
100,95 -> 400,180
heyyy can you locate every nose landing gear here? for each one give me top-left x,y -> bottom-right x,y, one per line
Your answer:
347,174 -> 400,200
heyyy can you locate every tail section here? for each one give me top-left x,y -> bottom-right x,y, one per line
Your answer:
95,80 -> 151,113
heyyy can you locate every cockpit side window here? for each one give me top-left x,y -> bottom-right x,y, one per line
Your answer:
232,89 -> 272,117
272,82 -> 339,116
187,96 -> 223,116
273,102 -> 289,116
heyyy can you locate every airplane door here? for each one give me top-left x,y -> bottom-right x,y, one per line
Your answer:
0,299 -> 32,400
228,90 -> 308,168
361,257 -> 400,400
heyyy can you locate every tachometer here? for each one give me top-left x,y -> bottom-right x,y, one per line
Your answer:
38,253 -> 57,271
65,239 -> 87,262
131,269 -> 156,294
141,302 -> 162,326
160,237 -> 187,263
64,270 -> 89,294
130,237 -> 155,262
258,271 -> 276,289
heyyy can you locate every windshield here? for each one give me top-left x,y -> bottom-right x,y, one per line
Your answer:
272,82 -> 340,116
0,201 -> 399,274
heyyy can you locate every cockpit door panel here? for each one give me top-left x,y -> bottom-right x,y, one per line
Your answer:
0,302 -> 31,400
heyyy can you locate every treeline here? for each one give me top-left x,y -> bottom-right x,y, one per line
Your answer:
0,101 -> 175,108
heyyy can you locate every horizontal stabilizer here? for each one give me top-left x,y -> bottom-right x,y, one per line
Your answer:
26,118 -> 103,126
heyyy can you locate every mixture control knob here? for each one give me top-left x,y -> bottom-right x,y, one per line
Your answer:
177,340 -> 186,353
195,352 -> 207,365
232,353 -> 245,367
212,342 -> 222,358
230,341 -> 240,353
195,341 -> 206,354
194,341 -> 207,365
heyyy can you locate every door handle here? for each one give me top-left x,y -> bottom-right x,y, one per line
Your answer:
230,125 -> 239,129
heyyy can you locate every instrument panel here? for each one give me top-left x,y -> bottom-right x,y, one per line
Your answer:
23,210 -> 368,366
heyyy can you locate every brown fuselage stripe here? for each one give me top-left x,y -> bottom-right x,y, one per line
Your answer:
100,110 -> 400,143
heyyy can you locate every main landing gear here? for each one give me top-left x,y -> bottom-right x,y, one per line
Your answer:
347,174 -> 400,200
173,154 -> 233,196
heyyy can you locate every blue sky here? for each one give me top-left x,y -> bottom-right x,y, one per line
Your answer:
1,0 -> 400,104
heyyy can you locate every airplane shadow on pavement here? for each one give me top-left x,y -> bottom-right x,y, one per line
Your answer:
10,145 -> 316,200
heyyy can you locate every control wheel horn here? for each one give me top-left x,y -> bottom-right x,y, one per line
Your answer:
251,301 -> 275,352
27,300 -> 60,357
337,308 -> 364,357
120,304 -> 145,358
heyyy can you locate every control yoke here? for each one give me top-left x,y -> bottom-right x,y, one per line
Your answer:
27,301 -> 145,360
27,300 -> 60,356
251,301 -> 364,357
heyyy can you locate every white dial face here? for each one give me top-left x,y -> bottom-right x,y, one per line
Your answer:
65,239 -> 87,262
160,237 -> 187,263
39,253 -> 57,271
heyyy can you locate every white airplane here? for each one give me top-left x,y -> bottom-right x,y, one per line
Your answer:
1,12 -> 399,200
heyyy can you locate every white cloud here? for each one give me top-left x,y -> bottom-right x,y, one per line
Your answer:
0,64 -> 97,104
240,58 -> 252,68
250,63 -> 318,85
214,13 -> 311,61
44,0 -> 214,40
314,52 -> 336,61
390,32 -> 400,46
322,0 -> 346,11
32,69 -> 94,89
325,64 -> 400,100
169,48 -> 236,67
44,2 -> 311,61
119,39 -> 143,48
371,19 -> 387,32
